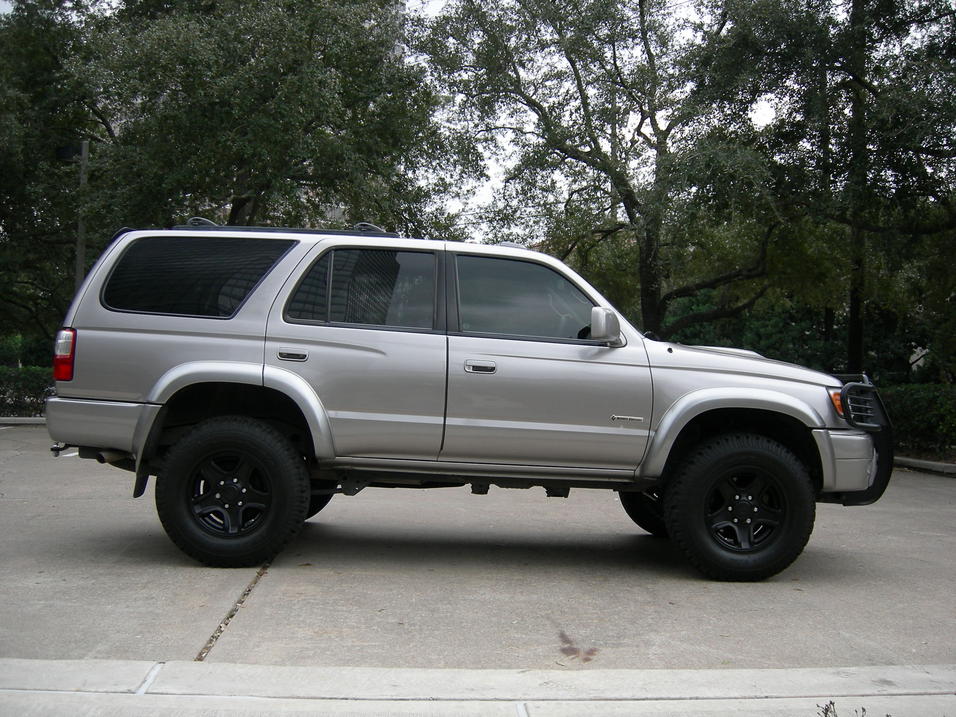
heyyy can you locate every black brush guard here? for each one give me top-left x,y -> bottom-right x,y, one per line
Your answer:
818,375 -> 894,507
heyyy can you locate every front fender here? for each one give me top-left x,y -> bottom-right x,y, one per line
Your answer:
638,387 -> 825,478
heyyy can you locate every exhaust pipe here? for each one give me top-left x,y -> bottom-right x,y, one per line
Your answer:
77,447 -> 135,471
96,450 -> 129,465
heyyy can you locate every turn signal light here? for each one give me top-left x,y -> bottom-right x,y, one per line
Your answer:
53,328 -> 76,381
829,389 -> 844,417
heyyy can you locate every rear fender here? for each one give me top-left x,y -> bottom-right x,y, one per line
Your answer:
133,362 -> 336,496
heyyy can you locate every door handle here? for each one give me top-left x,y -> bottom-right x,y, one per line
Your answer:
464,359 -> 496,374
277,349 -> 308,362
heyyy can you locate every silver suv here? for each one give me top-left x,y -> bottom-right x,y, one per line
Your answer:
47,223 -> 893,580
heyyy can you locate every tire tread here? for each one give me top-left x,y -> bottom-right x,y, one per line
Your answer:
663,432 -> 815,581
155,416 -> 309,567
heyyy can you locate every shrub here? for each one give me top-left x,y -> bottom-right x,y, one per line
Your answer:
880,383 -> 956,457
0,366 -> 53,416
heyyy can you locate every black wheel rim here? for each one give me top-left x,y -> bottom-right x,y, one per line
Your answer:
705,467 -> 786,552
188,450 -> 272,537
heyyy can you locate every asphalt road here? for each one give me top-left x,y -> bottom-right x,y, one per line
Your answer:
1,424 -> 954,671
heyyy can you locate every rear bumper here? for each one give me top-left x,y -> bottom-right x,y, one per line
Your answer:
45,396 -> 159,457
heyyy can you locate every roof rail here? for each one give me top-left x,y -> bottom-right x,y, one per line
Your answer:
168,220 -> 401,238
499,241 -> 531,250
353,222 -> 386,233
186,217 -> 218,226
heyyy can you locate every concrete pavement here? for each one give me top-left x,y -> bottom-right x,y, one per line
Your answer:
2,424 -> 955,714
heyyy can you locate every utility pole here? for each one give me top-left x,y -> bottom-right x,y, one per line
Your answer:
74,139 -> 89,294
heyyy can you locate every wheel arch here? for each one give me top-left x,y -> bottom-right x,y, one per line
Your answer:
641,390 -> 825,493
137,368 -> 335,486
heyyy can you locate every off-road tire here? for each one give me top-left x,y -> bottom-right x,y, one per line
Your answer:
663,433 -> 815,581
155,416 -> 309,567
619,487 -> 668,537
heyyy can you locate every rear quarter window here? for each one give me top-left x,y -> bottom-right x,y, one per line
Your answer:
102,236 -> 295,317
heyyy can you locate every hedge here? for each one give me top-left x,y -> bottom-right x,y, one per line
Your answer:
880,384 -> 956,456
0,366 -> 53,417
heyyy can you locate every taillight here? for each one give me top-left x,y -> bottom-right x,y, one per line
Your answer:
53,328 -> 76,381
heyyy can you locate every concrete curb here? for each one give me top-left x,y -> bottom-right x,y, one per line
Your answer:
3,659 -> 955,696
895,456 -> 956,476
0,416 -> 45,425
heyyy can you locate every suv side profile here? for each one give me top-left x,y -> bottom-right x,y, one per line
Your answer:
47,224 -> 893,580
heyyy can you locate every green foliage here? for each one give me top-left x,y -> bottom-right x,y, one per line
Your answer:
666,292 -> 938,384
0,0 -> 467,349
0,334 -> 50,367
881,384 -> 956,457
422,0 -> 780,335
0,0 -> 952,386
0,335 -> 23,368
79,0 -> 446,230
0,366 -> 53,416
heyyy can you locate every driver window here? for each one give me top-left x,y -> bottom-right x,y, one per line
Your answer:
456,255 -> 593,340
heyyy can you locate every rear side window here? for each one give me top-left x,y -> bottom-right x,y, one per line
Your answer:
286,248 -> 435,329
103,236 -> 295,317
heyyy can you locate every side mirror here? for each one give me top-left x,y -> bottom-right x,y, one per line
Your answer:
590,307 -> 624,347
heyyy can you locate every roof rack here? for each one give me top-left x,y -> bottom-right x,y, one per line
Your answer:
169,218 -> 400,238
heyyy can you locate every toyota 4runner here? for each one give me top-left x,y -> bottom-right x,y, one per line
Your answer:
47,222 -> 893,580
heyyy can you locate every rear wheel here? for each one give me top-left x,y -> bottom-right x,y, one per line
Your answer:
155,416 -> 309,567
619,487 -> 668,537
663,433 -> 815,581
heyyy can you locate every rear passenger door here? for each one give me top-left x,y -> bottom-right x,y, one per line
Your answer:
265,242 -> 447,460
441,253 -> 652,470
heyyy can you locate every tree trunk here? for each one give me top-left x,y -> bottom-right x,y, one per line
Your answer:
845,0 -> 869,373
847,232 -> 865,373
227,194 -> 260,226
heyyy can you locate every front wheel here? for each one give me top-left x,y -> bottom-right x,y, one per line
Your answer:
663,433 -> 815,581
155,416 -> 310,567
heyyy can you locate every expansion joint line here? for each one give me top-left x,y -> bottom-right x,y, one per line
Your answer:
195,561 -> 271,662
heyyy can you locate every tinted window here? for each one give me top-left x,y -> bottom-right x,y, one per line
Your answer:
456,255 -> 593,339
287,249 -> 435,329
285,253 -> 330,322
103,236 -> 294,317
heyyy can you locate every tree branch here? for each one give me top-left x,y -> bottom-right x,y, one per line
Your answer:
660,285 -> 769,339
659,224 -> 774,306
815,208 -> 956,235
84,101 -> 117,142
637,0 -> 663,138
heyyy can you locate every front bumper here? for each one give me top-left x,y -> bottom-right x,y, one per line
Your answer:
817,424 -> 894,506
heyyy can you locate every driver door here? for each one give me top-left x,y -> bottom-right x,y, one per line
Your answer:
440,253 -> 652,470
